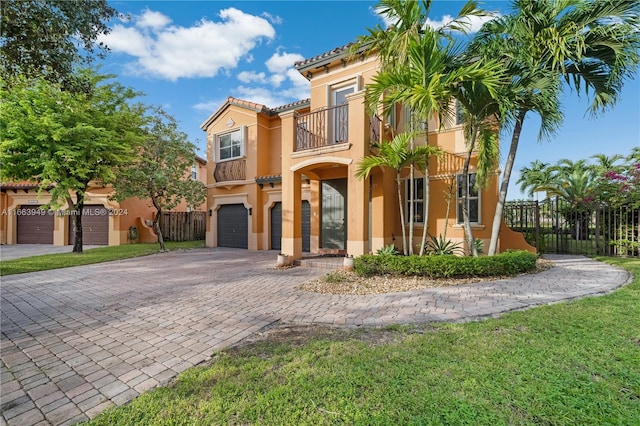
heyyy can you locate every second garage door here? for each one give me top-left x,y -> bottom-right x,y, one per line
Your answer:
17,206 -> 54,244
68,205 -> 109,245
270,201 -> 310,252
217,204 -> 248,249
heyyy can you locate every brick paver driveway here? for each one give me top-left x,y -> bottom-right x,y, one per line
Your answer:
0,249 -> 631,425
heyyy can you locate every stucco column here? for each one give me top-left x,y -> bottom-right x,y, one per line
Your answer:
279,111 -> 302,260
346,90 -> 370,256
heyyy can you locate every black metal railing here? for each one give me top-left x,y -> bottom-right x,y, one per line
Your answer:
295,104 -> 349,151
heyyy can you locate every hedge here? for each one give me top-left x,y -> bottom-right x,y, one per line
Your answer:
354,250 -> 538,278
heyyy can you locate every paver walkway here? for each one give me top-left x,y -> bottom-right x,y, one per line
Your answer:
0,249 -> 631,425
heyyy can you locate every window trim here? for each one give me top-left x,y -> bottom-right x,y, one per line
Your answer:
456,172 -> 480,224
215,126 -> 246,163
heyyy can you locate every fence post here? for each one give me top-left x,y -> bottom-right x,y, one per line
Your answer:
595,204 -> 601,255
535,201 -> 540,253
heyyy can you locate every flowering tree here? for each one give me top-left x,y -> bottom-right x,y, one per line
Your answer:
591,149 -> 640,208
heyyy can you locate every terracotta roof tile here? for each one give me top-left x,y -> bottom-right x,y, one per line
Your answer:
1,182 -> 48,191
295,42 -> 355,69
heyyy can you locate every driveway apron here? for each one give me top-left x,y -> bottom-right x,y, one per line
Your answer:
0,249 -> 631,425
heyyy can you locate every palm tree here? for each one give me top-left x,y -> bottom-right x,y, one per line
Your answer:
591,153 -> 625,175
356,132 -> 439,255
541,159 -> 599,240
356,1 -> 503,255
472,0 -> 640,255
453,74 -> 503,256
517,160 -> 551,200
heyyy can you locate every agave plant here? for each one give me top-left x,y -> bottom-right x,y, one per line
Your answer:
427,235 -> 464,256
377,244 -> 400,256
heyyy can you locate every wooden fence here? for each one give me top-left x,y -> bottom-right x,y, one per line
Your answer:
504,198 -> 639,257
159,211 -> 206,241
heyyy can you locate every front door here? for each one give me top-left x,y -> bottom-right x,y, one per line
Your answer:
321,179 -> 347,250
332,86 -> 354,144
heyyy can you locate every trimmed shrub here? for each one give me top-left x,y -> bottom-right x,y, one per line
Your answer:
354,250 -> 538,278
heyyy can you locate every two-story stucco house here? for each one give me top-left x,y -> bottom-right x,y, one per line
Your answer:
201,43 -> 531,261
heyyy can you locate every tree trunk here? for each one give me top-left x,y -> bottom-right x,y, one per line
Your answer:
154,210 -> 165,251
488,109 -> 527,256
67,194 -> 84,254
461,131 -> 478,257
408,163 -> 414,255
419,120 -> 430,256
151,197 -> 166,251
396,172 -> 408,255
419,155 -> 430,256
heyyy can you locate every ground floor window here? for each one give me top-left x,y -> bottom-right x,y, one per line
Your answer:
405,178 -> 424,223
457,173 -> 479,224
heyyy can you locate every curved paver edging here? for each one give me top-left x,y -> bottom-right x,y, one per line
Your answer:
278,254 -> 632,327
0,250 -> 631,425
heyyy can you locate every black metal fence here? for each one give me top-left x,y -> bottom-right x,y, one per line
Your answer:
504,197 -> 639,257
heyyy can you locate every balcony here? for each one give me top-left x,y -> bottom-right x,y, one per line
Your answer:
295,104 -> 348,151
214,159 -> 246,182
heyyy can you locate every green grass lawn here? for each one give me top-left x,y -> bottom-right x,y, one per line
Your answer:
87,257 -> 640,426
0,240 -> 205,276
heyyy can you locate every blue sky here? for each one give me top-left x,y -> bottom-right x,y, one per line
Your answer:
98,0 -> 640,199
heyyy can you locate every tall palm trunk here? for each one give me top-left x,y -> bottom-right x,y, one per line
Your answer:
396,172 -> 408,255
419,154 -> 430,255
488,109 -> 528,255
461,125 -> 478,257
419,119 -> 431,256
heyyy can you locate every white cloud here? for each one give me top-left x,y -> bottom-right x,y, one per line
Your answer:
261,12 -> 283,25
269,74 -> 286,87
101,24 -> 151,56
265,51 -> 305,73
137,9 -> 171,30
237,71 -> 267,84
373,6 -> 499,34
193,99 -> 224,112
234,86 -> 287,109
425,13 -> 498,33
98,7 -> 276,80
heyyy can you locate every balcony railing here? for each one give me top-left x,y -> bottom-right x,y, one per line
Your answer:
369,114 -> 382,145
295,104 -> 349,151
214,159 -> 245,182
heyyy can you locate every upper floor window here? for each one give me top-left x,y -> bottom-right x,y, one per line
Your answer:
217,127 -> 245,161
457,173 -> 480,224
405,178 -> 425,223
191,165 -> 198,180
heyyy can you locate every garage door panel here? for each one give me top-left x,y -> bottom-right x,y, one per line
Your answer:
270,201 -> 310,252
270,202 -> 282,251
17,206 -> 54,244
217,204 -> 248,249
302,201 -> 310,253
68,206 -> 109,245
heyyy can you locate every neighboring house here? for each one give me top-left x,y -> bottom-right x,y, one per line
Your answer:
0,157 -> 207,246
201,43 -> 532,260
